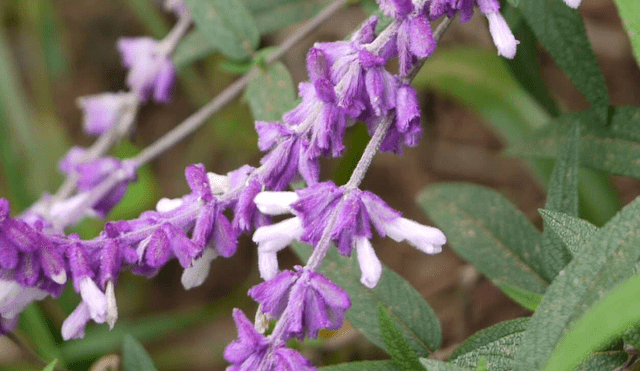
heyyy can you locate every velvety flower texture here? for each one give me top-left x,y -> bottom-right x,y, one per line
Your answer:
117,37 -> 176,102
224,309 -> 317,371
253,182 -> 446,287
249,267 -> 350,340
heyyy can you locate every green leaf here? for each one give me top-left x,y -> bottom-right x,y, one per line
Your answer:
419,359 -> 473,371
18,305 -> 66,368
320,360 -> 401,371
42,359 -> 58,371
508,107 -> 640,180
292,243 -> 441,357
574,352 -> 628,371
610,0 -> 640,67
185,0 -> 259,60
450,318 -> 529,371
539,123 -> 580,279
172,30 -> 216,68
122,334 -> 158,371
244,62 -> 297,121
378,304 -> 424,371
250,0 -> 332,35
414,47 -> 550,144
450,318 -> 529,361
518,0 -> 609,120
542,273 -> 640,371
496,282 -> 543,311
413,46 -> 619,226
417,183 -> 549,292
538,209 -> 598,256
514,195 -> 640,370
503,6 -> 560,117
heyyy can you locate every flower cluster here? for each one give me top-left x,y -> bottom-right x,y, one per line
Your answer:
0,0 -> 545,369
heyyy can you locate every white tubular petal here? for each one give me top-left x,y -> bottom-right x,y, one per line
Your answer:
61,303 -> 91,340
384,218 -> 446,255
156,197 -> 183,212
78,277 -> 107,323
355,237 -> 382,289
0,280 -> 21,309
486,12 -> 519,59
252,218 -> 303,253
562,0 -> 582,8
105,281 -> 118,329
0,284 -> 48,319
181,248 -> 219,290
254,304 -> 269,334
258,251 -> 279,281
207,172 -> 230,195
50,270 -> 68,285
254,192 -> 299,215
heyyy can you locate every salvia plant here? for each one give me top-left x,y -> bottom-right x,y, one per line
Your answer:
0,0 -> 639,370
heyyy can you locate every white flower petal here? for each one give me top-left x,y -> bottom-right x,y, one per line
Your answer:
258,251 -> 279,281
207,172 -> 230,195
562,0 -> 582,8
486,12 -> 519,59
254,192 -> 299,215
79,277 -> 107,323
156,197 -> 183,212
355,237 -> 382,289
252,217 -> 303,253
181,248 -> 219,290
105,281 -> 118,329
384,218 -> 446,255
62,303 -> 91,340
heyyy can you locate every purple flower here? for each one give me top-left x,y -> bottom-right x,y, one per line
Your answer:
58,148 -> 138,218
117,37 -> 176,102
254,182 -> 446,288
224,309 -> 317,371
256,121 -> 319,190
313,17 -> 379,114
249,267 -> 350,340
165,0 -> 189,15
77,92 -> 133,136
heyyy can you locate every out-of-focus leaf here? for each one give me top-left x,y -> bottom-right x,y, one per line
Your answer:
610,0 -> 640,67
538,209 -> 598,256
185,0 -> 259,60
538,123 -> 580,280
414,46 -> 620,227
503,6 -> 560,117
496,282 -> 543,311
0,104 -> 32,209
518,0 -> 609,121
18,305 -> 66,367
542,273 -> 640,371
0,27 -> 67,197
251,0 -> 332,35
121,0 -> 169,38
378,304 -> 424,371
245,62 -> 296,122
514,195 -> 640,370
508,107 -> 640,180
420,359 -> 472,371
292,243 -> 442,357
418,183 -> 548,293
320,360 -> 401,371
38,0 -> 68,79
172,30 -> 216,68
122,334 -> 158,371
42,359 -> 58,371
